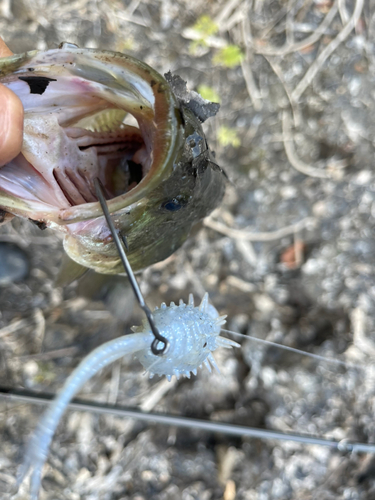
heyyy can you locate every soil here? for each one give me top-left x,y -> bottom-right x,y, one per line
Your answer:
1,0 -> 375,499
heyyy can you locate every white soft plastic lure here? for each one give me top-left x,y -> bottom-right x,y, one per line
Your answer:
18,293 -> 239,499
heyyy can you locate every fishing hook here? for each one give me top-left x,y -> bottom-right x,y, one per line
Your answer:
94,178 -> 169,356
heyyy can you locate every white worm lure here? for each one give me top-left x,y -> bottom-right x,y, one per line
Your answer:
18,293 -> 239,499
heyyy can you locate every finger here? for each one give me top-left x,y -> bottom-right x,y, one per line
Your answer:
0,84 -> 24,166
0,36 -> 13,57
0,38 -> 20,222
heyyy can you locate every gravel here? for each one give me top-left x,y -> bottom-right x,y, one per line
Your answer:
1,0 -> 375,498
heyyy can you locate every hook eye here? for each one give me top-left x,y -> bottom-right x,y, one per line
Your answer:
151,337 -> 169,356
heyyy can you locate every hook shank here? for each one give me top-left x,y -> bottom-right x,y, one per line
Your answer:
94,178 -> 169,355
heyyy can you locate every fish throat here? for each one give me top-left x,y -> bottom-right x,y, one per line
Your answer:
47,108 -> 150,206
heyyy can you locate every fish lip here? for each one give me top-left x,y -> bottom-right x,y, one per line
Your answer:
0,47 -> 183,225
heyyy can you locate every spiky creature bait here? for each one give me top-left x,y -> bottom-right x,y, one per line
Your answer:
18,293 -> 239,499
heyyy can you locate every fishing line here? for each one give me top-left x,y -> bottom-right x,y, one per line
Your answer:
1,386 -> 374,454
221,328 -> 364,371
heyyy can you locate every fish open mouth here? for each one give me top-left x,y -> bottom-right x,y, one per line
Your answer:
0,47 -> 179,224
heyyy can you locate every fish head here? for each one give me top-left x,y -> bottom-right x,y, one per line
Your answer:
0,45 -> 226,274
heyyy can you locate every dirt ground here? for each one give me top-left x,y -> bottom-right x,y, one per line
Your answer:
1,0 -> 375,498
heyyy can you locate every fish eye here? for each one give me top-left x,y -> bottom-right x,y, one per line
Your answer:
161,199 -> 184,212
203,341 -> 207,348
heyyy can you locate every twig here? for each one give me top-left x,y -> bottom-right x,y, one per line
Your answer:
107,360 -> 121,405
0,318 -> 29,339
351,307 -> 375,356
254,1 -> 338,56
181,28 -> 227,49
291,0 -> 364,102
126,0 -> 142,16
235,239 -> 258,267
34,308 -> 46,344
140,377 -> 176,412
114,11 -> 149,28
286,0 -> 298,45
282,110 -> 330,178
226,275 -> 257,293
214,0 -> 243,28
263,55 -> 300,126
50,0 -> 88,15
338,0 -> 350,25
257,7 -> 288,40
240,14 -> 263,111
15,346 -> 79,362
240,57 -> 262,111
253,0 -> 263,14
110,378 -> 177,440
204,216 -> 315,242
224,8 -> 246,33
183,260 -> 208,298
293,235 -> 304,268
295,0 -> 315,23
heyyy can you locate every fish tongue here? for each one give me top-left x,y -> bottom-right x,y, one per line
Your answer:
0,154 -> 63,207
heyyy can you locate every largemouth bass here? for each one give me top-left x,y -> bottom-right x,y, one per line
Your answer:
0,44 -> 226,274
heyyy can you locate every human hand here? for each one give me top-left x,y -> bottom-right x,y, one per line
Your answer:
0,37 -> 23,167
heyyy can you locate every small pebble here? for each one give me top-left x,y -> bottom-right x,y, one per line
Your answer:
23,360 -> 39,378
0,242 -> 29,285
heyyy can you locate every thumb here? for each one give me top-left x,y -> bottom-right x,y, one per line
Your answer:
0,83 -> 24,167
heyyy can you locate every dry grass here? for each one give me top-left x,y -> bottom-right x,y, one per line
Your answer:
1,0 -> 375,498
